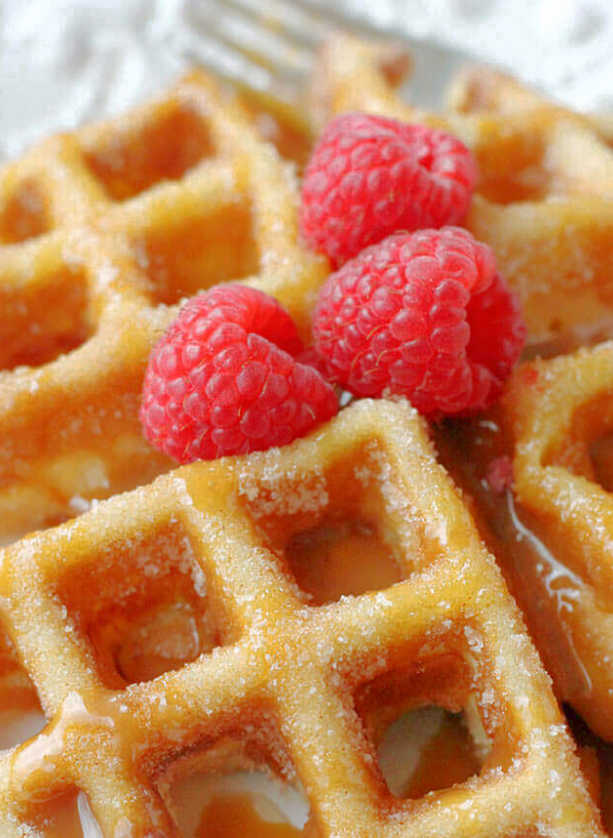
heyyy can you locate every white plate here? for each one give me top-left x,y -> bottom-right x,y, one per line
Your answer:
2,0 -> 610,165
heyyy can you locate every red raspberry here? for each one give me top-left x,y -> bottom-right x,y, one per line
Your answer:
140,285 -> 338,463
312,227 -> 525,416
486,456 -> 514,494
300,112 -> 477,267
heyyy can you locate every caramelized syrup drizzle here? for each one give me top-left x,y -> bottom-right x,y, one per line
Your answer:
504,490 -> 593,693
37,791 -> 103,838
435,418 -> 593,701
171,771 -> 311,838
4,412 -> 611,834
38,793 -> 86,838
505,492 -> 584,616
435,417 -> 613,833
11,692 -> 115,787
286,517 -> 401,604
378,706 -> 483,799
197,793 -> 304,837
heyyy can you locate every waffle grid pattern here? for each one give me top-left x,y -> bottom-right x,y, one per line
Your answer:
502,342 -> 613,743
0,35 -> 609,838
0,401 -> 603,836
311,31 -> 613,750
0,69 -> 327,543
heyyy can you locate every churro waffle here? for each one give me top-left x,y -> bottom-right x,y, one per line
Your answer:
499,343 -> 613,741
0,69 -> 326,543
0,27 -> 611,838
312,35 -> 613,356
310,32 -> 613,826
0,399 -> 604,835
431,344 -> 613,819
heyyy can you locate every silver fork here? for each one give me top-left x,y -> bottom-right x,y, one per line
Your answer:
169,0 -> 475,110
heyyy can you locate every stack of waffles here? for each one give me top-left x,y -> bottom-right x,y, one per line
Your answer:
0,31 -> 611,837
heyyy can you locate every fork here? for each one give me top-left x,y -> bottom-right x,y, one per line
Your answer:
169,0 -> 475,111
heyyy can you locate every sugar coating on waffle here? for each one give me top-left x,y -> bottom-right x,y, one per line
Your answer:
0,69 -> 327,544
0,400 -> 603,836
310,34 -> 613,358
310,36 -> 613,750
500,343 -> 613,743
309,34 -> 613,823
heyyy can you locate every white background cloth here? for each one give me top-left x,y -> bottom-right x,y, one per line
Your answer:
1,0 -> 611,163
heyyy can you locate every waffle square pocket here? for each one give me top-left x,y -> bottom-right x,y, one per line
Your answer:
0,400 -> 601,836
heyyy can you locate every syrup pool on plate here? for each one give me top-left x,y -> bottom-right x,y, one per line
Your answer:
31,791 -> 102,838
168,708 -> 486,837
378,705 -> 485,799
0,699 -> 47,751
170,770 -> 311,837
197,791 -> 304,837
285,516 -> 402,605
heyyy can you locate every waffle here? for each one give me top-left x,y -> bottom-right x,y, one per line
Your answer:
497,343 -> 613,742
310,32 -> 613,820
0,69 -> 327,544
311,34 -> 613,357
0,399 -> 603,836
0,31 -> 610,837
429,343 -> 613,814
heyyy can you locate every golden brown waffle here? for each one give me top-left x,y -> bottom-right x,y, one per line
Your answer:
0,399 -> 604,836
0,70 -> 327,544
310,31 -> 613,815
311,34 -> 613,357
495,343 -> 613,743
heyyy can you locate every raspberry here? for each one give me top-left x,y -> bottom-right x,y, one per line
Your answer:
300,112 -> 477,267
313,227 -> 525,416
140,285 -> 338,463
486,456 -> 514,494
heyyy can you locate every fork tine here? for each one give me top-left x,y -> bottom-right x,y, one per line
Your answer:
219,0 -> 333,49
174,0 -> 410,105
175,0 -> 351,101
213,1 -> 314,75
280,0 -> 401,44
178,29 -> 278,91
